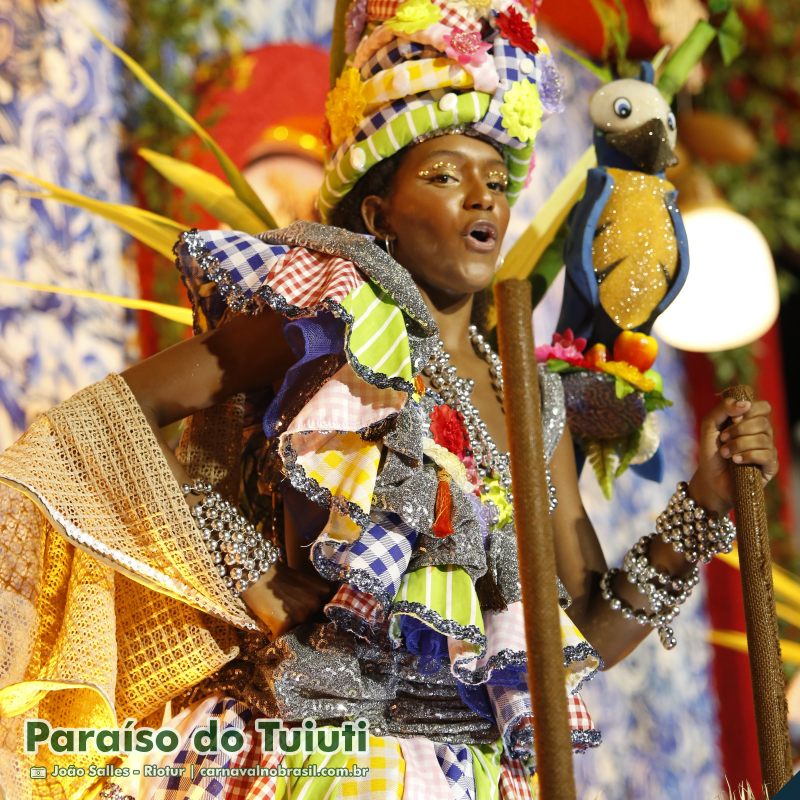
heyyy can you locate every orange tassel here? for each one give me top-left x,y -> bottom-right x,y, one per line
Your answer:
432,475 -> 454,538
414,375 -> 426,396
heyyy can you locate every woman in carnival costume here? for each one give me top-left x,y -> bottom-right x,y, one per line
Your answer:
0,1 -> 778,798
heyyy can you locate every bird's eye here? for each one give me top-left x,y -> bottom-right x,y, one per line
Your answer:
613,97 -> 632,118
667,111 -> 676,131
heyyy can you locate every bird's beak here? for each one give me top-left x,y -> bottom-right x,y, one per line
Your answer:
604,118 -> 678,174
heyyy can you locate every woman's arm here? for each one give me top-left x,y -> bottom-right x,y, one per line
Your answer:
550,395 -> 778,668
121,309 -> 333,637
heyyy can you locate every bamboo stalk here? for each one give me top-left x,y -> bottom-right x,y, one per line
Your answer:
722,385 -> 791,798
494,280 -> 576,800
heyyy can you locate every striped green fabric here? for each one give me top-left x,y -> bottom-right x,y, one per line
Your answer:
319,91 -> 492,217
276,747 -> 353,798
392,564 -> 485,635
340,280 -> 413,384
505,141 -> 534,204
470,740 -> 505,800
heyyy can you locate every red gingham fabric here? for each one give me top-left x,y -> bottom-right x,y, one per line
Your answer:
326,582 -> 385,622
567,692 -> 594,732
223,750 -> 283,800
268,247 -> 362,309
368,0 -> 401,20
367,0 -> 480,32
434,0 -> 481,33
499,755 -> 535,800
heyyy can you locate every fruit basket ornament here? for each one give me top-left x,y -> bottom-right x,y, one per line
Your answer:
536,329 -> 670,498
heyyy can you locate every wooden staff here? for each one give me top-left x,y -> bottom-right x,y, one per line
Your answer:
495,280 -> 576,800
722,385 -> 792,797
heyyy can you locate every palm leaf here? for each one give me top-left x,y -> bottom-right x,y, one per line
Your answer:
717,547 -> 800,610
657,20 -> 717,102
91,27 -> 277,230
584,439 -> 617,499
709,629 -> 800,667
139,148 -> 267,233
0,277 -> 193,326
559,46 -> 613,85
10,170 -> 183,259
330,0 -> 351,87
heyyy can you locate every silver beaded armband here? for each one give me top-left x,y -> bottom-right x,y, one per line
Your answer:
601,483 -> 737,650
656,481 -> 736,564
182,480 -> 281,594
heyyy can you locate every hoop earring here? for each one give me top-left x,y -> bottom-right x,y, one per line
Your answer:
384,237 -> 394,258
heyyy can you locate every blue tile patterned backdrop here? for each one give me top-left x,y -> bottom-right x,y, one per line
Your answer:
0,0 -> 137,447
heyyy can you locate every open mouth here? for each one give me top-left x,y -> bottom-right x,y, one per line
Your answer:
464,221 -> 498,251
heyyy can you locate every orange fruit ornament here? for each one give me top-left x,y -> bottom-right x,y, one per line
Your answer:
585,343 -> 608,370
612,331 -> 658,373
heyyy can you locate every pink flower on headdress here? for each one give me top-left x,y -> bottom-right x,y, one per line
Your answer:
520,0 -> 543,13
495,7 -> 539,53
443,27 -> 492,66
535,328 -> 588,366
345,0 -> 369,54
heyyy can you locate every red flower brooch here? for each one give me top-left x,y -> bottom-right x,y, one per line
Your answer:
495,7 -> 539,54
430,404 -> 470,458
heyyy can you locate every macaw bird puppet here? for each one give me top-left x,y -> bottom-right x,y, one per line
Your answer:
558,63 -> 689,346
556,64 -> 690,484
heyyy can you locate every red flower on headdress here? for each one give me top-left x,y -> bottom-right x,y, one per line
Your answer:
495,7 -> 539,54
430,404 -> 470,458
443,27 -> 492,66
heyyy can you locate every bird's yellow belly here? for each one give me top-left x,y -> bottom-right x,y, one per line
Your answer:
592,168 -> 679,329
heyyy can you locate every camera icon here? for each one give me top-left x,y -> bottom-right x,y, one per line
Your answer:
30,766 -> 47,779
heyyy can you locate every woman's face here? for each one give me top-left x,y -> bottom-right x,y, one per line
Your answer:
363,134 -> 510,302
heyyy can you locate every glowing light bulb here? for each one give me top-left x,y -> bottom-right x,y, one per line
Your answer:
653,206 -> 779,352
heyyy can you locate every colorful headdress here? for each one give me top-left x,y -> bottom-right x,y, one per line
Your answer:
319,0 -> 564,220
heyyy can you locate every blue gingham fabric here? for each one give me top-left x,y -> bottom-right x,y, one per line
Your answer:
312,510 -> 419,605
486,684 -> 532,758
434,742 -> 476,800
157,697 -> 255,799
194,229 -> 290,295
472,37 -> 541,149
361,39 -> 440,77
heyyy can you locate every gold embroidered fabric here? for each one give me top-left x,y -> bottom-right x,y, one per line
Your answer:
0,374 -> 254,800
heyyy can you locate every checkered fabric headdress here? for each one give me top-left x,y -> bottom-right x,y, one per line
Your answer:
319,0 -> 564,220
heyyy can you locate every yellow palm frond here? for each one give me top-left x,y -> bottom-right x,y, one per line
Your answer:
0,278 -> 193,326
139,149 -> 267,234
91,27 -> 277,230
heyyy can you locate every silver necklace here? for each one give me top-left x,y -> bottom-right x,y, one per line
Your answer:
421,324 -> 512,494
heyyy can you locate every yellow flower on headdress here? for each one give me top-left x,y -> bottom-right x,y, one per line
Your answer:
325,67 -> 367,148
500,79 -> 543,143
387,0 -> 443,34
600,360 -> 656,392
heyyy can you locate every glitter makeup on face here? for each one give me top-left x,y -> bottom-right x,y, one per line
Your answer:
417,161 -> 460,178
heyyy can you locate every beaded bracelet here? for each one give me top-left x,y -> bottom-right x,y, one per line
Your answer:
656,481 -> 736,564
182,479 -> 281,594
622,533 -> 701,612
600,569 -> 679,650
601,483 -> 737,649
